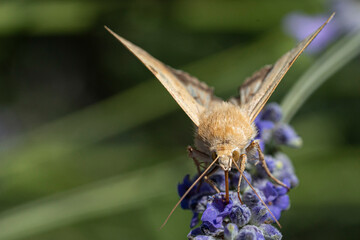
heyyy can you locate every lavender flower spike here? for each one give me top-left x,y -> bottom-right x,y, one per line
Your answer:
179,103 -> 298,239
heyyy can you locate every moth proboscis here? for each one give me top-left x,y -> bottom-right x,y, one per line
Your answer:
105,12 -> 334,229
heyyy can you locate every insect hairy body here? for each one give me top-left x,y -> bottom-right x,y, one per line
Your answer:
195,101 -> 257,171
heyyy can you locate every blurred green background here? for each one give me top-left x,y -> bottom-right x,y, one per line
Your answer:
0,0 -> 359,239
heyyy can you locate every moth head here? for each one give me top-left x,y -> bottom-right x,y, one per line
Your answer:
211,148 -> 240,171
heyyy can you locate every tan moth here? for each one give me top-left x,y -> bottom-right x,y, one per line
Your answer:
105,13 -> 334,228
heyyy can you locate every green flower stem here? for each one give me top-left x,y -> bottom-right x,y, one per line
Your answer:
281,31 -> 360,123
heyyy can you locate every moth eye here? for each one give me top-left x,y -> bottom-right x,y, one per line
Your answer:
232,151 -> 240,161
211,152 -> 218,160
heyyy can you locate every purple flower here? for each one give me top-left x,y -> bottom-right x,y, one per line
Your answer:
254,180 -> 290,220
255,119 -> 274,141
243,188 -> 266,208
260,103 -> 283,123
272,152 -> 299,188
178,172 -> 225,209
193,236 -> 216,240
181,103 -> 297,239
224,223 -> 239,240
188,229 -> 216,240
273,124 -> 302,148
229,205 -> 251,227
200,194 -> 233,234
256,155 -> 276,178
259,224 -> 282,240
188,228 -> 205,239
237,225 -> 265,240
191,213 -> 200,228
254,103 -> 302,150
178,175 -> 195,209
249,205 -> 271,225
178,174 -> 220,228
230,170 -> 252,192
243,189 -> 271,225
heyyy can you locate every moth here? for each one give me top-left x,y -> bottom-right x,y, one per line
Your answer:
105,13 -> 334,227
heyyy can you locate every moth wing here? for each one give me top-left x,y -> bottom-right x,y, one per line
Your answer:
167,67 -> 221,107
232,13 -> 334,122
229,65 -> 273,107
106,27 -> 217,126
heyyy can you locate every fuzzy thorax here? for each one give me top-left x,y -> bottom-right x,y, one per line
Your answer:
195,102 -> 257,156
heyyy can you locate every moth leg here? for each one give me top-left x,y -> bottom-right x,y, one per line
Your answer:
236,154 -> 247,204
187,146 -> 220,193
187,146 -> 211,164
248,141 -> 290,191
199,165 -> 221,194
187,146 -> 211,173
188,146 -> 202,175
204,170 -> 221,194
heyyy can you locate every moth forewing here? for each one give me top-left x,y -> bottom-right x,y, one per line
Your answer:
105,26 -> 204,126
239,12 -> 335,122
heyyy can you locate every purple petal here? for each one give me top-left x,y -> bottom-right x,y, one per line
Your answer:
268,206 -> 282,221
193,195 -> 209,213
192,235 -> 216,240
229,205 -> 251,227
243,188 -> 266,208
209,174 -> 226,192
212,195 -> 231,213
194,236 -> 216,240
224,223 -> 239,240
201,220 -> 223,235
273,152 -> 299,188
261,103 -> 283,123
190,212 -> 199,228
258,140 -> 265,152
178,175 -> 191,197
274,194 -> 290,210
201,204 -> 219,223
251,205 -> 270,225
220,202 -> 234,217
256,156 -> 276,178
259,224 -> 282,240
262,182 -> 278,202
256,120 -> 275,141
188,227 -> 203,238
273,124 -> 302,148
275,179 -> 290,195
230,171 -> 252,192
237,225 -> 265,240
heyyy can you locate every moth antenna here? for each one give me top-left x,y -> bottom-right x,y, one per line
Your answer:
160,156 -> 219,229
232,159 -> 282,228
